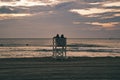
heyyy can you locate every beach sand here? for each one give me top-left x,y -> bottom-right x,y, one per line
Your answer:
0,57 -> 120,80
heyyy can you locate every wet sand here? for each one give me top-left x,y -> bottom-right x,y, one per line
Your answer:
0,57 -> 120,80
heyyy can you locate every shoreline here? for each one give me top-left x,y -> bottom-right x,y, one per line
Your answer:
0,56 -> 120,61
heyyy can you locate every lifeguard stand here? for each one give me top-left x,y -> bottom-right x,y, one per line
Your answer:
53,35 -> 67,59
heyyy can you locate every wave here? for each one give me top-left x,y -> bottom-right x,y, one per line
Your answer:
0,44 -> 51,47
5,48 -> 119,53
0,43 -> 107,47
67,43 -> 108,47
37,49 -> 120,53
0,47 -> 120,58
68,49 -> 120,53
0,45 -> 120,53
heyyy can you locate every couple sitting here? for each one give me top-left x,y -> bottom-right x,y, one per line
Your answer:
54,34 -> 66,47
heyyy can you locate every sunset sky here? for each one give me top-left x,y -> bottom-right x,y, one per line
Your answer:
0,0 -> 120,38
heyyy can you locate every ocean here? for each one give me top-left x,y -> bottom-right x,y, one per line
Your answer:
0,38 -> 120,58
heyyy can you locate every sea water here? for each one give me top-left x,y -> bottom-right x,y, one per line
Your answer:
0,38 -> 120,58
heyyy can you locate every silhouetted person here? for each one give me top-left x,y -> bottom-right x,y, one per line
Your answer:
54,34 -> 60,46
61,34 -> 64,38
55,34 -> 59,38
60,34 -> 66,46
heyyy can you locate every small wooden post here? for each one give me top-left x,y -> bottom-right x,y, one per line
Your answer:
53,35 -> 67,59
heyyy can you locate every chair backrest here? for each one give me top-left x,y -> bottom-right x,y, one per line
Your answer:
54,37 -> 66,47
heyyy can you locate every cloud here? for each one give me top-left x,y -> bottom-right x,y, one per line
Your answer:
100,13 -> 120,19
103,1 -> 120,7
0,13 -> 32,20
87,22 -> 119,28
82,0 -> 104,3
0,6 -> 33,20
0,0 -> 53,7
0,0 -> 75,7
0,0 -> 75,20
70,8 -> 120,16
0,6 -> 18,13
69,0 -> 120,30
0,0 -> 120,38
73,21 -> 81,25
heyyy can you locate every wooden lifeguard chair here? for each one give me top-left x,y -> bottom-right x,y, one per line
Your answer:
53,35 -> 67,59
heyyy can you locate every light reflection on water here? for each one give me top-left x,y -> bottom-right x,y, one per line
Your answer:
0,46 -> 120,58
0,38 -> 120,58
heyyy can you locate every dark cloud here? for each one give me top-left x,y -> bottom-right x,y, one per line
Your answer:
105,6 -> 120,9
83,12 -> 120,23
100,16 -> 120,23
59,0 -> 100,9
0,6 -> 17,13
55,1 -> 75,10
82,0 -> 104,3
1,0 -> 13,2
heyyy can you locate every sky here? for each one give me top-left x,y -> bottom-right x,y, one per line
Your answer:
0,0 -> 120,38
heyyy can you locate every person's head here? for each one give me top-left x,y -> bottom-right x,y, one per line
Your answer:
61,34 -> 64,38
56,34 -> 59,37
